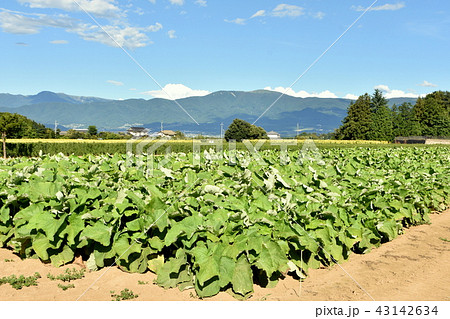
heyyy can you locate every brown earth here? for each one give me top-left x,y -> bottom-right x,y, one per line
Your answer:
0,210 -> 449,301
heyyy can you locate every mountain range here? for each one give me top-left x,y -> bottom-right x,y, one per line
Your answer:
0,90 -> 418,136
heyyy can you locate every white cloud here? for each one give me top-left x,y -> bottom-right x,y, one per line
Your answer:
374,85 -> 419,98
0,9 -> 162,48
70,23 -> 160,49
148,0 -> 156,4
50,39 -> 68,44
167,30 -> 176,38
312,11 -> 325,20
107,80 -> 124,86
263,85 -> 422,100
418,80 -> 437,88
18,0 -> 120,17
195,0 -> 207,7
250,10 -> 266,19
374,84 -> 390,92
141,84 -> 211,100
0,10 -> 73,34
168,0 -> 184,5
226,4 -> 305,26
264,87 -> 338,98
343,94 -> 358,100
272,4 -> 304,18
147,23 -> 163,32
224,18 -> 246,25
353,2 -> 405,12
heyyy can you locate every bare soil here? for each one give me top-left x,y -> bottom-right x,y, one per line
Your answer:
1,210 -> 449,301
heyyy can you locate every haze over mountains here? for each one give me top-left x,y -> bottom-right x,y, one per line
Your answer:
0,90 -> 417,136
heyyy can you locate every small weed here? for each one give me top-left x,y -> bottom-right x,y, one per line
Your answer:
260,294 -> 272,301
138,280 -> 149,285
440,237 -> 450,243
3,259 -> 14,262
111,288 -> 138,301
189,292 -> 198,299
58,283 -> 75,291
47,268 -> 85,282
0,272 -> 41,290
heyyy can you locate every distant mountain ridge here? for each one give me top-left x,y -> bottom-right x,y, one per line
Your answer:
0,91 -> 111,108
0,90 -> 418,136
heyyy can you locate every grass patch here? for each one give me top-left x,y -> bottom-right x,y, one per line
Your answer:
110,288 -> 139,301
439,237 -> 450,242
57,283 -> 75,291
47,268 -> 85,282
138,280 -> 149,285
3,259 -> 14,262
0,272 -> 41,289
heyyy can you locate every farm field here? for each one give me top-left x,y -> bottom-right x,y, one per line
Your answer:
0,146 -> 449,300
1,208 -> 449,301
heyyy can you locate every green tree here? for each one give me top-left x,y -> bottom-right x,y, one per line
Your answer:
414,91 -> 450,136
88,125 -> 98,136
224,119 -> 267,141
392,103 -> 421,137
65,129 -> 85,139
335,94 -> 372,140
174,130 -> 185,140
249,125 -> 268,139
0,113 -> 24,158
368,89 -> 393,141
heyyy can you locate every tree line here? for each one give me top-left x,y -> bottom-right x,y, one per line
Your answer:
335,90 -> 450,141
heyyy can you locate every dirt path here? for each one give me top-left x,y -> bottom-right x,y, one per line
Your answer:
1,210 -> 449,301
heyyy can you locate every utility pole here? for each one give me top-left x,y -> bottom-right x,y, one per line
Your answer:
220,123 -> 224,139
54,120 -> 58,136
160,121 -> 163,132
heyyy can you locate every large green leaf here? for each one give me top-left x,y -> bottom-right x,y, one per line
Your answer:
231,255 -> 253,297
80,222 -> 112,246
377,220 -> 399,241
27,210 -> 66,242
63,213 -> 85,246
156,250 -> 187,288
50,244 -> 74,267
195,276 -> 220,298
218,256 -> 235,288
32,232 -> 51,260
255,240 -> 289,276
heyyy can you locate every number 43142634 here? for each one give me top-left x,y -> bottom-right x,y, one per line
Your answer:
376,305 -> 438,316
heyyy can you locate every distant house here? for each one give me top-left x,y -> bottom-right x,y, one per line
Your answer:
157,130 -> 176,138
267,131 -> 281,140
73,129 -> 89,133
127,127 -> 149,137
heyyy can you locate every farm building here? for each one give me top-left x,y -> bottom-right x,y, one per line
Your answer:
127,127 -> 149,137
267,131 -> 281,140
158,130 -> 176,138
395,136 -> 450,144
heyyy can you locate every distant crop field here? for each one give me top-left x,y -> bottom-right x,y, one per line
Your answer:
3,138 -> 424,158
6,138 -> 390,144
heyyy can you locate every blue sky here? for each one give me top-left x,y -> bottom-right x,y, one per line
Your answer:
0,0 -> 449,100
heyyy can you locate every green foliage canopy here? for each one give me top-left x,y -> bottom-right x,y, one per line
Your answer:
224,118 -> 268,141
